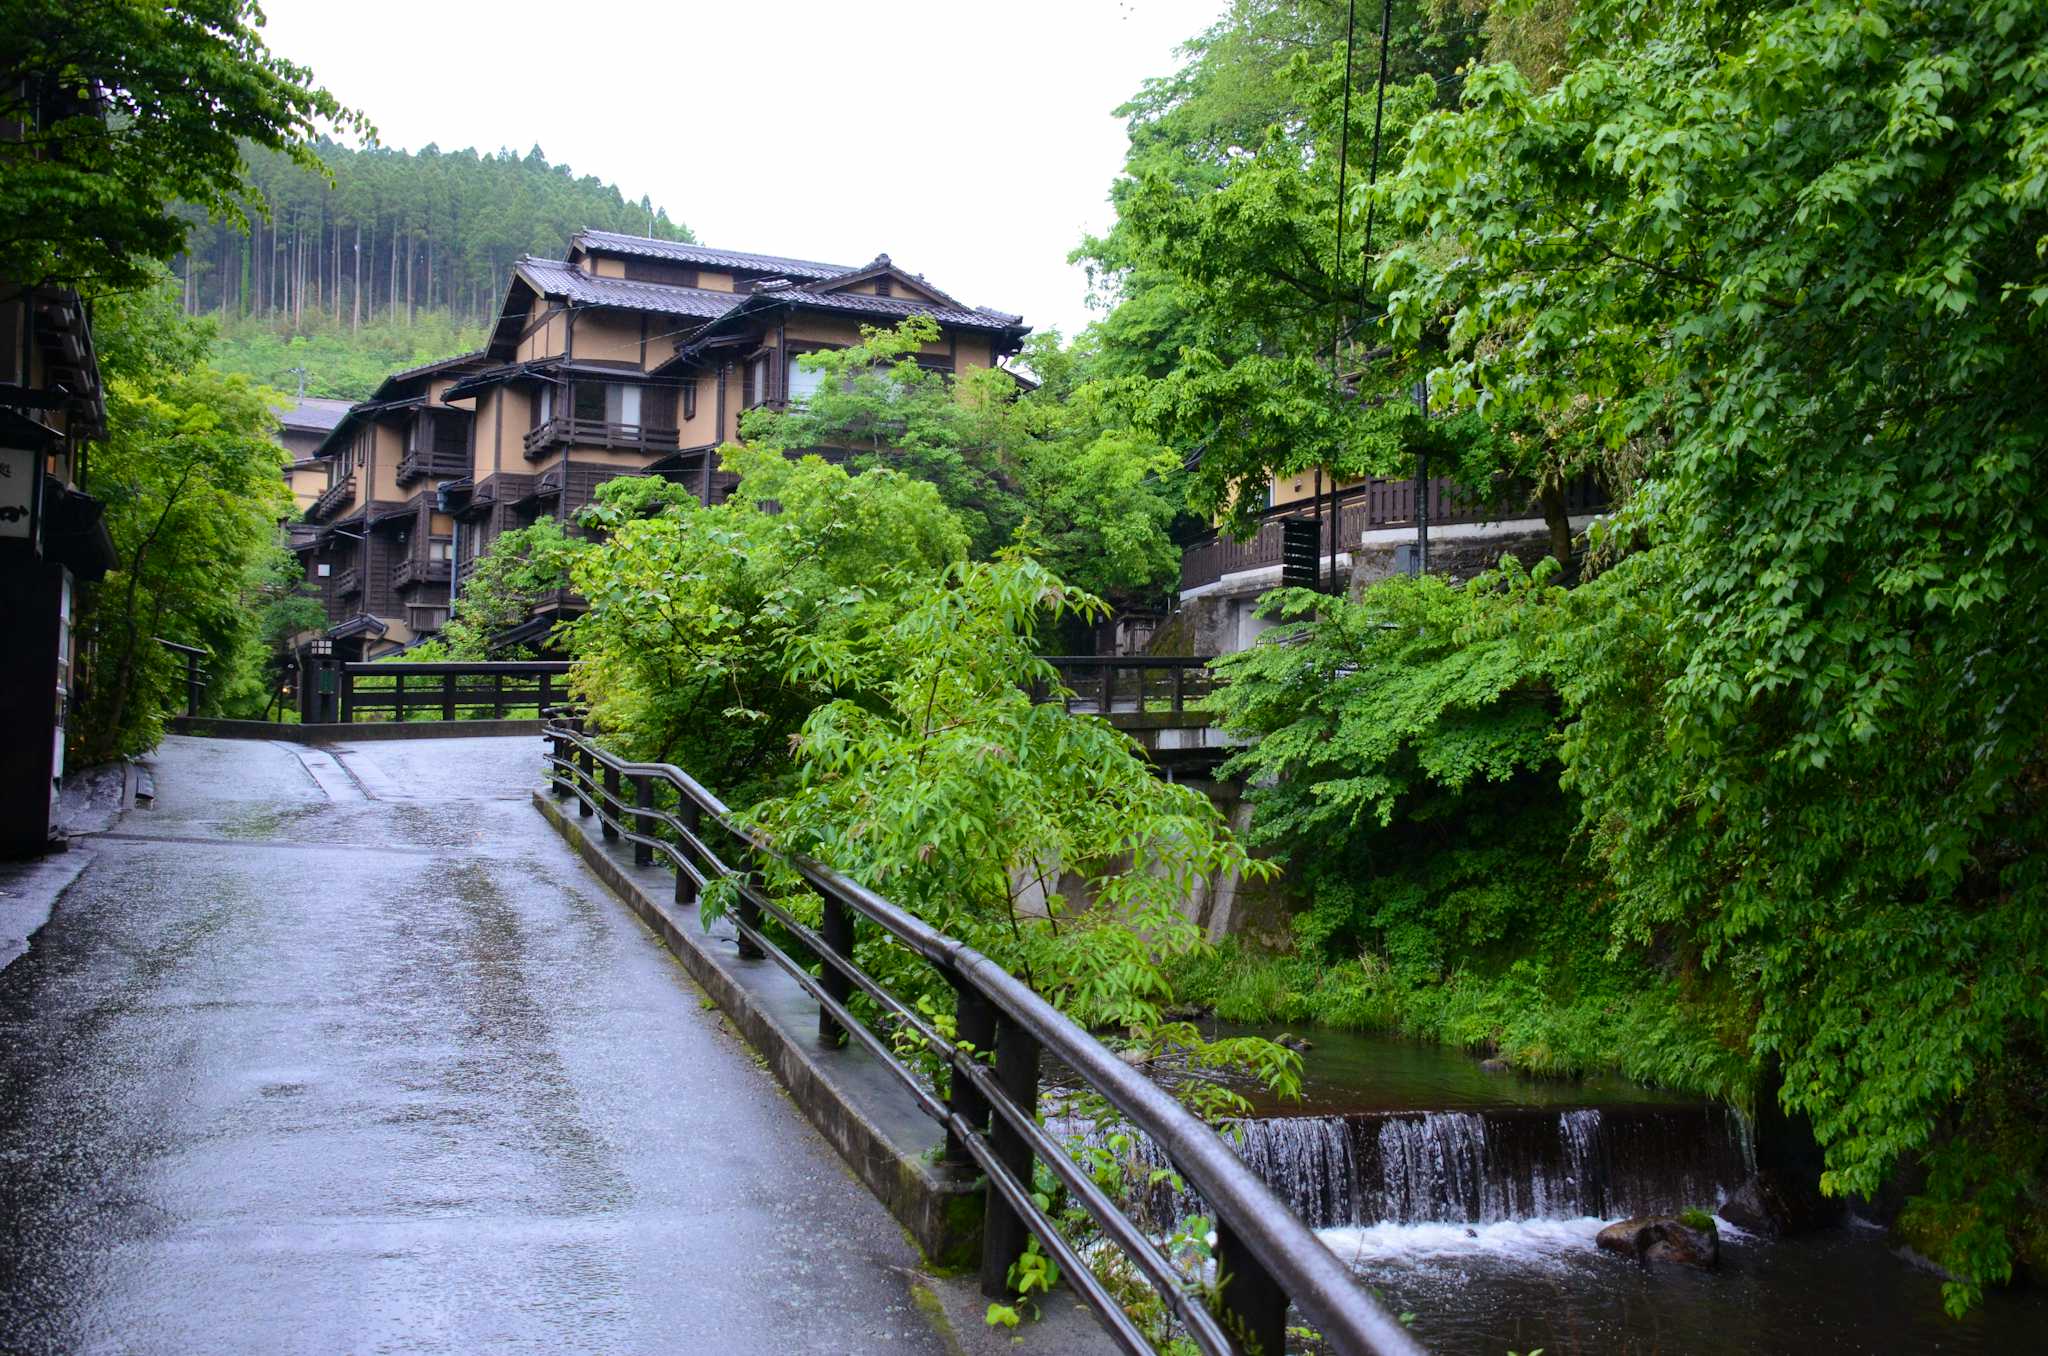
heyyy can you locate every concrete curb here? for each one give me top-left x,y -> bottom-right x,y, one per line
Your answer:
173,717 -> 543,743
531,788 -> 985,1270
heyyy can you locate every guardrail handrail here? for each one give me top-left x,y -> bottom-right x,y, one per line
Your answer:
541,716 -> 1422,1356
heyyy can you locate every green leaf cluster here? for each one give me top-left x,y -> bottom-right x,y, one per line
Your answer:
1381,0 -> 2048,1307
70,276 -> 296,758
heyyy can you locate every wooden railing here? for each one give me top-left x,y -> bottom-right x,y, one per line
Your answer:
156,637 -> 210,718
542,718 -> 1422,1356
1178,475 -> 1608,592
392,557 -> 452,589
395,447 -> 470,485
338,661 -> 571,722
1042,656 -> 1217,718
523,417 -> 680,458
309,474 -> 357,522
332,566 -> 361,598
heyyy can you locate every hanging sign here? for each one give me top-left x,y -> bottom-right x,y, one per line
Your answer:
0,446 -> 38,541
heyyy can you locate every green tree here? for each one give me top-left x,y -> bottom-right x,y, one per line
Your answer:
1384,0 -> 2048,1309
0,0 -> 358,292
742,320 -> 1184,605
73,277 -> 292,758
567,447 -> 969,793
423,518 -> 583,661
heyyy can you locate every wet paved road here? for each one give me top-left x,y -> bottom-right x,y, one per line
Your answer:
0,736 -> 947,1355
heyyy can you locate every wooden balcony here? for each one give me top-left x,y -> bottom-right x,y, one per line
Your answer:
395,447 -> 471,486
393,558 -> 452,590
310,474 -> 357,522
333,566 -> 362,597
1177,475 -> 1609,593
523,418 -> 679,460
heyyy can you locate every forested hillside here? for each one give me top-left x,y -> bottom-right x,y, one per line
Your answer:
185,141 -> 690,398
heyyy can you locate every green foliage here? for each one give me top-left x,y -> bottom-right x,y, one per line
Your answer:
210,309 -> 486,400
1199,565 -> 1750,1100
426,518 -> 583,661
566,448 -> 968,791
1384,0 -> 2048,1308
740,320 -> 1184,605
71,277 -> 293,759
0,0 -> 358,291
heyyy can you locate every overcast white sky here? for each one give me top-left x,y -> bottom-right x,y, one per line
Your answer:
256,0 -> 1225,341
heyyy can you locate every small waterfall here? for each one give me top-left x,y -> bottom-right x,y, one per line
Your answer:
1109,1105 -> 1750,1230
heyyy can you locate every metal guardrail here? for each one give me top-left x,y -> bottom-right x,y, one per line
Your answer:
339,660 -> 571,722
1042,656 -> 1218,718
541,716 -> 1422,1356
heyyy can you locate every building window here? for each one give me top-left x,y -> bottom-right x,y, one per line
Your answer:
535,384 -> 555,426
747,354 -> 773,408
874,276 -> 892,298
573,381 -> 604,424
682,380 -> 697,422
429,537 -> 452,561
317,563 -> 332,578
786,356 -> 827,404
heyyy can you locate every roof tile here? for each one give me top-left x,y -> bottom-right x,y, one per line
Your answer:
570,229 -> 851,280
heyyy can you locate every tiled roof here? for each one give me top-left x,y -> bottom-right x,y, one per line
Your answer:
276,396 -> 353,432
516,257 -> 744,320
370,351 -> 487,400
570,229 -> 850,280
763,285 -> 1027,332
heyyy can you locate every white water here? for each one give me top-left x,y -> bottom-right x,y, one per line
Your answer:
1319,1216 -> 1610,1275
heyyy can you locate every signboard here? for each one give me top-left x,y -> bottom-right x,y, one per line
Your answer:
0,446 -> 36,541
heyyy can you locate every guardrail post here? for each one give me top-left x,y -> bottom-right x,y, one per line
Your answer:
674,797 -> 701,908
338,669 -> 355,724
980,1016 -> 1041,1299
393,671 -> 406,723
442,671 -> 456,721
491,670 -> 506,718
538,669 -> 553,715
1171,663 -> 1186,714
577,743 -> 594,819
547,727 -> 569,799
632,775 -> 654,867
944,981 -> 994,1169
1100,662 -> 1115,715
601,762 -> 621,840
816,894 -> 854,1047
1214,1218 -> 1288,1356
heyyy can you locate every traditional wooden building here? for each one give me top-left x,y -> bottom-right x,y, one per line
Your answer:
1,80 -> 120,855
274,395 -> 349,551
434,230 -> 1028,642
295,353 -> 485,658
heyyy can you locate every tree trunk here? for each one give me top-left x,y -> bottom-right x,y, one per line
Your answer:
405,230 -> 415,324
352,220 -> 361,335
1538,479 -> 1576,582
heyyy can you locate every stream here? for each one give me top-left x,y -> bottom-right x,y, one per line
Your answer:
1126,1026 -> 2048,1354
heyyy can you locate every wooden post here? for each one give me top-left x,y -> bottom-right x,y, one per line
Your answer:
601,762 -> 621,841
442,671 -> 456,721
979,1016 -> 1041,1299
491,670 -> 506,719
633,774 -> 654,866
577,745 -> 594,819
1171,663 -> 1186,714
338,668 -> 355,723
393,671 -> 405,723
538,670 -> 553,716
1100,662 -> 1114,715
1215,1217 -> 1288,1356
817,894 -> 854,1047
944,981 -> 994,1169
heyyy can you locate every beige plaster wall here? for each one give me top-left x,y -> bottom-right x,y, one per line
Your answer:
573,313 -> 643,366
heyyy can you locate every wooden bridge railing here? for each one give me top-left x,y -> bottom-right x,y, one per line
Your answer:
338,661 -> 571,722
541,716 -> 1419,1356
1042,656 -> 1219,719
